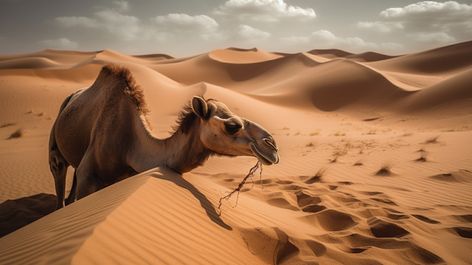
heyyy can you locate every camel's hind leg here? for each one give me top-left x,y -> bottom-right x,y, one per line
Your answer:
65,171 -> 77,205
49,92 -> 75,209
49,148 -> 69,209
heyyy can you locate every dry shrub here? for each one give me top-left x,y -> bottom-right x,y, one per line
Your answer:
7,129 -> 23,140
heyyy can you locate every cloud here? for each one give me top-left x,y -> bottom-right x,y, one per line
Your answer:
113,0 -> 129,12
282,30 -> 403,52
379,1 -> 472,18
215,0 -> 316,22
280,35 -> 310,44
56,2 -> 219,44
38,38 -> 78,49
56,9 -> 140,41
237,24 -> 270,40
357,21 -> 403,33
56,16 -> 97,28
154,14 -> 219,32
357,1 -> 472,44
413,32 -> 456,43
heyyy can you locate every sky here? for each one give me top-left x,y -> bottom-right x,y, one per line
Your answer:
1,0 -> 471,56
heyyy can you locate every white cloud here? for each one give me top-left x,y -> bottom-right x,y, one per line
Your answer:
56,16 -> 97,28
280,35 -> 310,44
113,0 -> 129,12
413,32 -> 456,43
95,10 -> 140,40
380,1 -> 472,18
357,1 -> 472,45
237,24 -> 270,40
154,14 -> 219,32
56,9 -> 140,41
215,0 -> 316,22
38,38 -> 78,49
357,21 -> 403,33
57,3 -> 220,43
282,30 -> 403,52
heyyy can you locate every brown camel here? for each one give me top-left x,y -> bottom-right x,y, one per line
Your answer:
49,65 -> 279,209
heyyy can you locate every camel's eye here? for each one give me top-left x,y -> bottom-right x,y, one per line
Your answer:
225,122 -> 242,135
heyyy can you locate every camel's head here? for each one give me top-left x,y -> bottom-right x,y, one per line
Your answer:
191,96 -> 279,165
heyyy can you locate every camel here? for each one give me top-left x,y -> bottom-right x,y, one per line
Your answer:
49,65 -> 279,209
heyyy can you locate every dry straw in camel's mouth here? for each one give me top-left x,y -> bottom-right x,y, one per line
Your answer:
217,160 -> 263,215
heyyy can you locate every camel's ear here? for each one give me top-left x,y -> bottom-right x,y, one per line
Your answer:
191,96 -> 209,119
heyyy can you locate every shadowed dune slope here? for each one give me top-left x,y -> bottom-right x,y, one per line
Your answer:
368,41 -> 472,74
0,57 -> 60,69
402,68 -> 472,111
244,59 -> 412,111
308,49 -> 354,58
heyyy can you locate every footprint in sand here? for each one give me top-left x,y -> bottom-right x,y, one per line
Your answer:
275,180 -> 293,185
453,214 -> 472,223
412,214 -> 440,224
368,218 -> 409,238
304,209 -> 357,231
451,227 -> 472,238
302,204 -> 327,213
295,190 -> 322,208
279,184 -> 304,191
239,227 -> 300,264
265,192 -> 298,211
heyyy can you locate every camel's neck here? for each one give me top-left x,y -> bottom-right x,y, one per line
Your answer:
128,111 -> 212,174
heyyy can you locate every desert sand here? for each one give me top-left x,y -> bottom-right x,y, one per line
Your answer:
0,41 -> 471,264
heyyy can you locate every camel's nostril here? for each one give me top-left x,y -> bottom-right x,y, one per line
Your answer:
263,137 -> 278,151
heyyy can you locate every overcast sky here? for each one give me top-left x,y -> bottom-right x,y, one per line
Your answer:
1,0 -> 471,56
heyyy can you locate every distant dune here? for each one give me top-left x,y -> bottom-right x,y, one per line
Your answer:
0,41 -> 471,264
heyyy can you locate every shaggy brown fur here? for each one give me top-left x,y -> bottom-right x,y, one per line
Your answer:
173,104 -> 198,135
172,98 -> 217,135
100,64 -> 149,115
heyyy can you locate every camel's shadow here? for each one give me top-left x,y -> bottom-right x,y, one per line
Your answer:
150,170 -> 232,230
0,193 -> 56,237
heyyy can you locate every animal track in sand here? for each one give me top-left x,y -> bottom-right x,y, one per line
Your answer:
452,227 -> 472,238
266,197 -> 299,211
342,233 -> 444,264
239,227 -> 300,264
412,214 -> 440,224
302,204 -> 326,213
371,197 -> 398,206
305,239 -> 327,256
304,209 -> 357,231
368,218 -> 409,238
295,191 -> 322,207
275,180 -> 293,185
453,214 -> 472,223
279,184 -> 303,191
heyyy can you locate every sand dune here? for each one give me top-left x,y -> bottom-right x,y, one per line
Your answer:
308,48 -> 354,58
0,57 -> 60,69
368,41 -> 472,74
0,41 -> 471,264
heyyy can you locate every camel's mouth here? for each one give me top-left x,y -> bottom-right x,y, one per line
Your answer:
250,142 -> 279,165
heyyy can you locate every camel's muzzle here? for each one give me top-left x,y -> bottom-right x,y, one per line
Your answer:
250,138 -> 279,165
